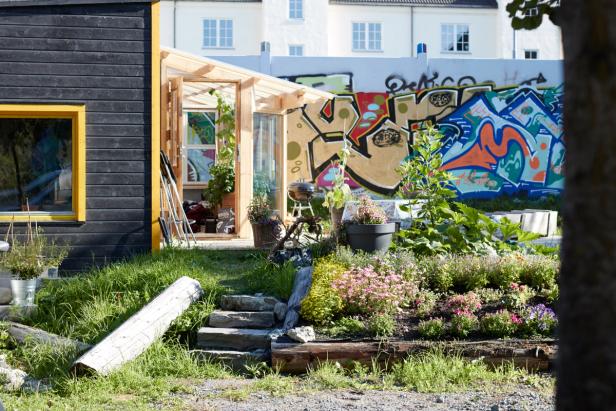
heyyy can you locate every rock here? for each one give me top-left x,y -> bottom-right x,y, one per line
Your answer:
220,295 -> 280,312
0,354 -> 48,392
274,302 -> 288,321
283,310 -> 299,332
435,396 -> 445,403
196,327 -> 274,351
287,326 -> 315,343
0,288 -> 11,305
491,405 -> 500,411
208,311 -> 274,329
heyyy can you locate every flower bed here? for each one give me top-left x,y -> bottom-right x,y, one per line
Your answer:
300,248 -> 559,342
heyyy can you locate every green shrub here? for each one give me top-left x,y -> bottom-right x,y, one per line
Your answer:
448,255 -> 490,292
519,255 -> 559,290
367,313 -> 396,338
449,312 -> 479,338
300,256 -> 348,325
319,317 -> 367,338
417,257 -> 453,292
479,310 -> 519,338
246,259 -> 296,300
413,290 -> 439,318
502,283 -> 535,310
418,318 -> 446,340
487,254 -> 521,289
474,288 -> 503,305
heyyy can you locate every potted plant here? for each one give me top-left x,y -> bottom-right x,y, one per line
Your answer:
1,226 -> 47,306
248,195 -> 281,249
202,162 -> 235,232
45,239 -> 69,279
346,196 -> 396,253
322,140 -> 353,230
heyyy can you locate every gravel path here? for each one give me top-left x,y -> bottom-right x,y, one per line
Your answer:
178,380 -> 554,411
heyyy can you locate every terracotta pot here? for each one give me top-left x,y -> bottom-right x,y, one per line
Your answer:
251,222 -> 281,249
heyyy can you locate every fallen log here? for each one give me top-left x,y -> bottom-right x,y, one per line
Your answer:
272,339 -> 557,374
72,276 -> 202,375
6,322 -> 91,353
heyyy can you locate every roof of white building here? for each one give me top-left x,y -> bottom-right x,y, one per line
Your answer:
330,0 -> 497,7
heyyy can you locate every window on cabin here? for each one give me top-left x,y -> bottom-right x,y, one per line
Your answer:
0,118 -> 72,214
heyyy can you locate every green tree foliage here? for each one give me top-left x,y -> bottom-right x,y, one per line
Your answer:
506,0 -> 560,29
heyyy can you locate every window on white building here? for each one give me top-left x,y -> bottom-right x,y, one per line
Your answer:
441,24 -> 469,53
289,45 -> 304,56
289,0 -> 303,20
352,22 -> 382,52
202,19 -> 233,48
525,50 -> 539,59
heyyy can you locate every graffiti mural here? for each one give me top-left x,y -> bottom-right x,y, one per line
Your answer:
286,79 -> 564,199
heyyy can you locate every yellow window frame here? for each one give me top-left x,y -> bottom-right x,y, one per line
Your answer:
0,104 -> 86,222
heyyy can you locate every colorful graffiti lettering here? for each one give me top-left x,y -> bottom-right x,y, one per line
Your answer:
286,81 -> 564,199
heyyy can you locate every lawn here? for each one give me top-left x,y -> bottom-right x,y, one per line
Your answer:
0,248 -> 554,411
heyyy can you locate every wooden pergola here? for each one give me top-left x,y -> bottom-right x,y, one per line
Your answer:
160,47 -> 333,239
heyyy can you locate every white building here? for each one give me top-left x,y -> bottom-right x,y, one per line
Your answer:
160,0 -> 563,60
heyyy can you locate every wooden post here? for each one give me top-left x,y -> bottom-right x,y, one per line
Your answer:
280,113 -> 288,220
237,80 -> 255,239
71,276 -> 202,375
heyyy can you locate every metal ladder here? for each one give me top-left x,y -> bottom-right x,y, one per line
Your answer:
159,151 -> 196,247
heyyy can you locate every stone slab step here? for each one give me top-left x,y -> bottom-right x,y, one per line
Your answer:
220,295 -> 281,312
209,310 -> 275,329
197,327 -> 274,351
190,349 -> 270,371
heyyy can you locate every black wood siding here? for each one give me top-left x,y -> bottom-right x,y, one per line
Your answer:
0,2 -> 153,272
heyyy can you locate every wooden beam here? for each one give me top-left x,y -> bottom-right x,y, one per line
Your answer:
281,89 -> 306,110
237,80 -> 255,239
72,277 -> 203,376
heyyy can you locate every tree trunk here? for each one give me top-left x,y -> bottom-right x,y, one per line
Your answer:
558,1 -> 616,409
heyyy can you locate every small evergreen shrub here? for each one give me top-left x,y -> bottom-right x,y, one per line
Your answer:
479,310 -> 520,338
449,311 -> 479,338
418,318 -> 446,340
367,313 -> 396,338
299,256 -> 348,325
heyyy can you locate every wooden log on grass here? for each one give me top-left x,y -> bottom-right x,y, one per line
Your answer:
71,276 -> 202,375
271,339 -> 557,374
6,322 -> 91,353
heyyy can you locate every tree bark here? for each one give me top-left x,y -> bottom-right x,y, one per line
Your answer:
558,1 -> 616,409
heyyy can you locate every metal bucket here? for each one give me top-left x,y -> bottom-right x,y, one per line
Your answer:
10,279 -> 37,306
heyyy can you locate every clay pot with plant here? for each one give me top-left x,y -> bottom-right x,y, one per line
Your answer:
248,195 -> 282,249
346,196 -> 396,253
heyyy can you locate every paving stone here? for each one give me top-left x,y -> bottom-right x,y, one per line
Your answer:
197,327 -> 274,351
208,311 -> 275,329
220,295 -> 281,312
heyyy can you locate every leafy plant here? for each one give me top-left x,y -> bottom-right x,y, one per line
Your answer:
518,304 -> 557,337
502,282 -> 535,310
444,292 -> 482,314
449,311 -> 479,338
319,317 -> 367,338
246,258 -> 297,300
479,310 -> 520,338
351,196 -> 387,224
395,125 -> 542,256
322,138 -> 353,210
413,290 -> 439,318
209,90 -> 235,164
1,224 -> 50,280
202,162 -> 235,209
418,318 -> 446,340
367,313 -> 396,338
300,256 -> 347,325
247,195 -> 276,224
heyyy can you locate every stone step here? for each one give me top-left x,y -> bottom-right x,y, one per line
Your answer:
196,327 -> 274,351
190,349 -> 270,371
209,310 -> 275,329
220,295 -> 281,312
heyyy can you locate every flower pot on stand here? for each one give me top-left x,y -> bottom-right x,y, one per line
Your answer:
10,278 -> 37,306
346,223 -> 397,253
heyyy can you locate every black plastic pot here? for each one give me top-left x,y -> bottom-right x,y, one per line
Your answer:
346,223 -> 397,253
205,218 -> 218,233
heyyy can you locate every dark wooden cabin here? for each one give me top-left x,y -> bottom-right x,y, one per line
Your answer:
0,0 -> 160,272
